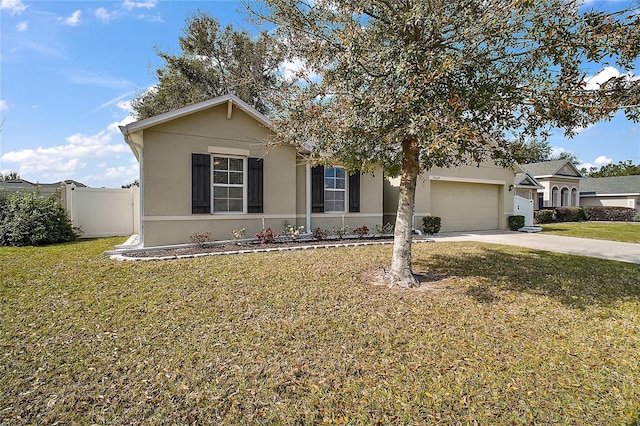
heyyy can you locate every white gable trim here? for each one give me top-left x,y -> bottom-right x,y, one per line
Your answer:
122,94 -> 272,133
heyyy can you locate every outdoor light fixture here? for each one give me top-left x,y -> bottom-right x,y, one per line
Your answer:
508,184 -> 514,191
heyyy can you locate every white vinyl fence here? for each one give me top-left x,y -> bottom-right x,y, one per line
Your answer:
514,195 -> 534,227
61,184 -> 139,238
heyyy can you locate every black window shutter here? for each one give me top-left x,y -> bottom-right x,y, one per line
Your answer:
349,171 -> 361,212
311,165 -> 325,213
192,154 -> 210,214
247,158 -> 263,213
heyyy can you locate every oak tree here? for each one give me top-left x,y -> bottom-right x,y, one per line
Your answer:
250,0 -> 640,287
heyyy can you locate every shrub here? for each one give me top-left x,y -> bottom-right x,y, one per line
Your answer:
332,226 -> 349,239
375,222 -> 394,235
312,227 -> 329,241
0,191 -> 77,246
554,206 -> 585,222
283,224 -> 305,240
583,206 -> 636,222
422,216 -> 441,235
508,215 -> 525,231
534,209 -> 555,224
229,228 -> 246,243
189,232 -> 211,248
353,225 -> 369,237
254,227 -> 280,244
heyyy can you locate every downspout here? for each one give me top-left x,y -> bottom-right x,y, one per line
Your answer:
120,127 -> 144,248
306,162 -> 312,233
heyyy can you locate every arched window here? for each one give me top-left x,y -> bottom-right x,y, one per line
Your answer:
552,186 -> 559,207
561,187 -> 570,206
571,188 -> 579,206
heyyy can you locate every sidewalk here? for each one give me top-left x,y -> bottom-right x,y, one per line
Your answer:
430,230 -> 640,264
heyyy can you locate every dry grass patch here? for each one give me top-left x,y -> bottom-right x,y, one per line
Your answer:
1,238 -> 639,424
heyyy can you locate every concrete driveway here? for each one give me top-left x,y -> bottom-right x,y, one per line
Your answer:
430,230 -> 640,264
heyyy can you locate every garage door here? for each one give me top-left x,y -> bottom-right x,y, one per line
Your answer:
430,181 -> 500,232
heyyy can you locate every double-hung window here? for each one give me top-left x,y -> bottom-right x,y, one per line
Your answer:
324,166 -> 346,213
212,156 -> 245,213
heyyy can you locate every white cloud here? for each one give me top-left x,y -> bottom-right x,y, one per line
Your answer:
95,7 -> 115,23
122,0 -> 157,10
594,155 -> 612,166
66,69 -> 133,89
550,146 -> 568,157
280,58 -> 320,82
16,20 -> 27,32
583,66 -> 639,90
1,0 -> 27,15
0,99 -> 8,111
60,10 -> 82,26
1,120 -> 131,180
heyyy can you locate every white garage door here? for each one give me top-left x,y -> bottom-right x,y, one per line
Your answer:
430,181 -> 500,232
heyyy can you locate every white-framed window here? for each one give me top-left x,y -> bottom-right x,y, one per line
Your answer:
212,156 -> 246,213
324,166 -> 346,213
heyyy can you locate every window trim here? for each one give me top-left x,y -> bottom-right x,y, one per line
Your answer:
211,155 -> 248,214
324,166 -> 348,213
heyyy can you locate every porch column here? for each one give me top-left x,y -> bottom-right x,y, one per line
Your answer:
306,162 -> 311,232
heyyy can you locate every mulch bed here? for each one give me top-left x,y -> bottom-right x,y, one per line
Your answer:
119,236 -> 404,260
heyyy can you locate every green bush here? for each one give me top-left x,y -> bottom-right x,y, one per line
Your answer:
534,209 -> 555,224
0,191 -> 77,246
554,206 -> 585,222
508,215 -> 525,231
583,206 -> 636,222
422,216 -> 441,235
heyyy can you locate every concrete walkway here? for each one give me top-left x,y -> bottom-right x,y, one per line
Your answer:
430,230 -> 640,264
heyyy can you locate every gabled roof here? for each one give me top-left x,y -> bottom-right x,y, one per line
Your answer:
521,159 -> 583,178
120,94 -> 272,134
0,179 -> 87,190
514,171 -> 543,189
580,175 -> 640,196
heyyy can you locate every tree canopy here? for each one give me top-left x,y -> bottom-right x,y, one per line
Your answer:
131,12 -> 283,119
251,0 -> 640,286
582,159 -> 640,177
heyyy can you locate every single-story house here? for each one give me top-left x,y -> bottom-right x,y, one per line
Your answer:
384,162 -> 517,233
120,94 -> 383,247
521,159 -> 583,209
121,94 -> 524,247
580,175 -> 640,218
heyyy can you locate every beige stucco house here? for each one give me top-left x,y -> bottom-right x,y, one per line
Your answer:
521,159 -> 583,209
384,162 -> 517,233
120,94 -> 383,247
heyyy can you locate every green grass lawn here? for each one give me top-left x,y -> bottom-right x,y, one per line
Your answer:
1,238 -> 639,424
539,221 -> 640,243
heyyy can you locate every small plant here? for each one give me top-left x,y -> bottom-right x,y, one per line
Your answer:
332,226 -> 350,239
312,227 -> 329,241
283,224 -> 306,240
353,225 -> 369,237
189,231 -> 211,248
375,223 -> 394,235
229,228 -> 246,244
422,216 -> 441,235
254,227 -> 280,244
508,215 -> 525,231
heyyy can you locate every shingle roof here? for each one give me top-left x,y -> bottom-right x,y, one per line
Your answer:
514,172 -> 543,188
580,176 -> 640,195
520,159 -> 582,178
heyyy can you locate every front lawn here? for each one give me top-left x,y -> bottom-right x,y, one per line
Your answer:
1,238 -> 639,424
539,221 -> 640,243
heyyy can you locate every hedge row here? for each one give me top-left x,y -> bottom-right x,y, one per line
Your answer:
534,206 -> 636,224
0,191 -> 77,246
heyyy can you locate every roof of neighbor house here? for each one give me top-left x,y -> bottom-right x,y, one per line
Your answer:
0,179 -> 87,190
514,171 -> 544,189
521,159 -> 583,178
580,175 -> 640,196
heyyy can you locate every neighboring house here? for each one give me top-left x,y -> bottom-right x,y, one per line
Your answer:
521,159 -> 583,209
384,162 -> 517,233
119,94 -> 383,247
580,175 -> 640,218
0,178 -> 86,199
512,168 -> 544,227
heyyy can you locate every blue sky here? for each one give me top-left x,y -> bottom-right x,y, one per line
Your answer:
1,0 -> 639,188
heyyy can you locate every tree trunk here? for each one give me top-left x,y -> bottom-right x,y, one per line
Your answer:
387,137 -> 420,288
